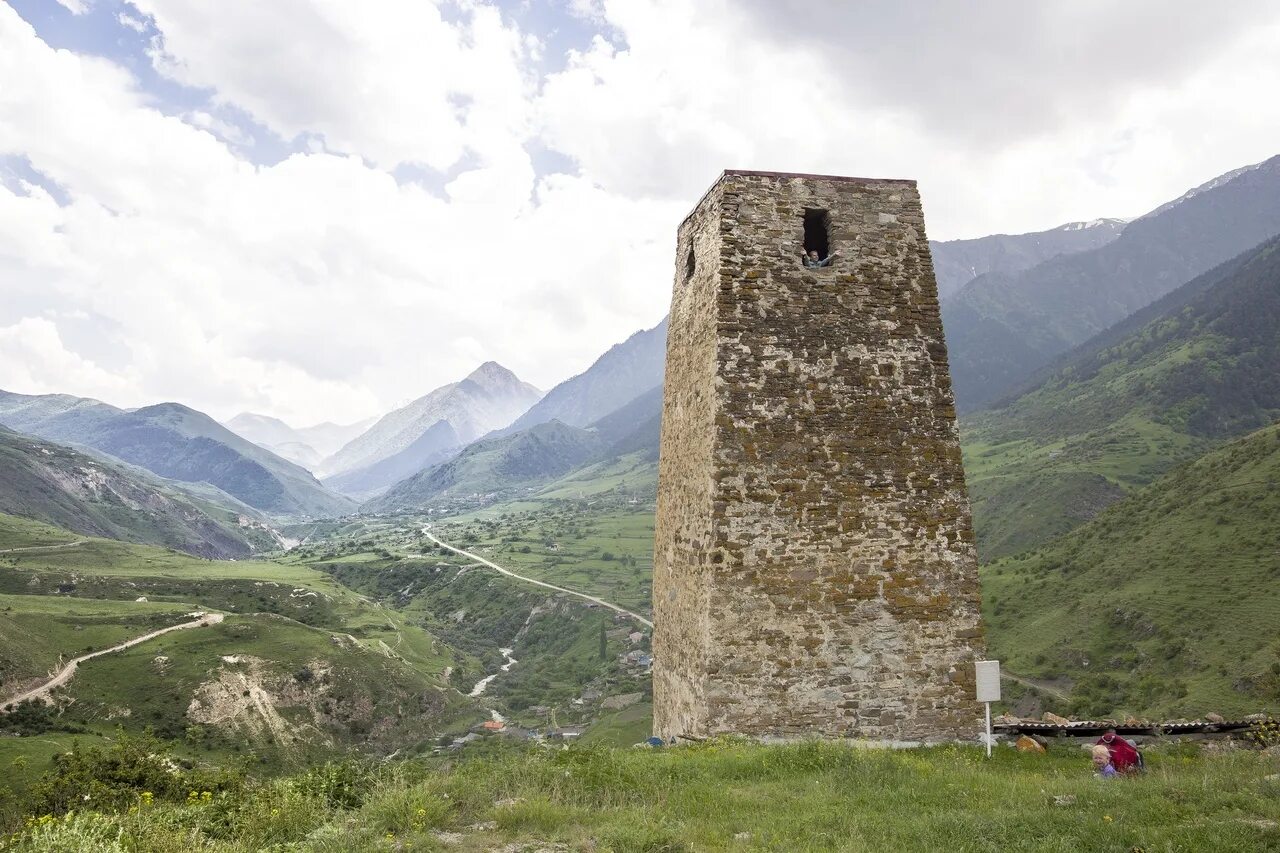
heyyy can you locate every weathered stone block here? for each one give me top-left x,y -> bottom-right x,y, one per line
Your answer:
653,170 -> 984,742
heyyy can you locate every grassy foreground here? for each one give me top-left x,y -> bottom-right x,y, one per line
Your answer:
4,739 -> 1277,852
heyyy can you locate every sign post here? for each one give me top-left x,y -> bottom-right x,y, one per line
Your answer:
974,660 -> 1001,758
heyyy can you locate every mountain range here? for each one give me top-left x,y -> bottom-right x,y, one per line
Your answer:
0,153 -> 1278,732
317,362 -> 543,499
3,156 -> 1277,557
0,392 -> 353,519
929,218 -> 1126,301
364,323 -> 667,512
368,420 -> 607,510
963,231 -> 1280,559
223,413 -> 373,469
357,156 -> 1280,522
496,319 -> 667,436
0,424 -> 271,558
942,154 -> 1280,411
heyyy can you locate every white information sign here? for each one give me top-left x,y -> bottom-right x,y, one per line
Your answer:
975,659 -> 1001,702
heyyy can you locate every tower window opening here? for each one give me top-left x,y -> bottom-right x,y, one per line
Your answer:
685,243 -> 697,281
803,208 -> 831,260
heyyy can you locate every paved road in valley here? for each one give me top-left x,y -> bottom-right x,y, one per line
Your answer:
1,612 -> 225,708
421,528 -> 653,629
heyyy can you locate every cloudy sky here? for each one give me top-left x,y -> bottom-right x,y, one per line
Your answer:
2,0 -> 1278,426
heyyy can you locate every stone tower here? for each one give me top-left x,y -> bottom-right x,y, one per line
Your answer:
653,170 -> 983,742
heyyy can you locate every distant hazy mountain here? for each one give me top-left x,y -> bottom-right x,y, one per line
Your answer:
323,419 -> 461,501
224,412 -> 298,449
929,218 -> 1126,301
319,363 -> 541,492
586,384 -> 663,460
0,392 -> 354,519
365,318 -> 671,513
224,413 -> 374,470
368,420 -> 604,511
0,425 -> 271,558
296,419 -> 375,458
370,383 -> 665,512
498,318 -> 668,436
943,154 -> 1280,411
963,231 -> 1280,559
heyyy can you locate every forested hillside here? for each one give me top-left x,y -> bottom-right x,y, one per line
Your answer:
963,234 -> 1280,558
982,422 -> 1280,718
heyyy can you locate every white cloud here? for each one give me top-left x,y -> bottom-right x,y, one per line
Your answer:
537,0 -> 1280,236
133,0 -> 534,173
0,317 -> 136,402
0,4 -> 675,426
0,0 -> 1278,429
117,11 -> 148,32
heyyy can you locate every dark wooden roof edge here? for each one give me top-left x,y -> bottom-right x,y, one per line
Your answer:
994,720 -> 1259,737
679,169 -> 917,228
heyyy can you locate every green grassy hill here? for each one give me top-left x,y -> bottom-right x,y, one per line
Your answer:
982,422 -> 1280,719
369,420 -> 606,511
0,426 -> 270,559
0,515 -> 467,763
964,233 -> 1280,559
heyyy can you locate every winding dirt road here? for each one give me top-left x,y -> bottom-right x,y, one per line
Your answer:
0,539 -> 87,554
1,612 -> 225,709
1001,670 -> 1071,702
422,528 -> 653,628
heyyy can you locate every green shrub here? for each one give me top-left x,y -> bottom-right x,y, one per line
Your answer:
8,811 -> 126,853
295,759 -> 380,810
26,732 -> 243,818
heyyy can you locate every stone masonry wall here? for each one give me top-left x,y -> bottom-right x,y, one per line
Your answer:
651,187 -> 722,737
653,170 -> 984,742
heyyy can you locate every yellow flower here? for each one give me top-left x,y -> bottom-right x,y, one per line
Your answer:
1103,815 -> 1113,823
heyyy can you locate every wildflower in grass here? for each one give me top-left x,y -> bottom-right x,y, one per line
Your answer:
1104,815 -> 1113,823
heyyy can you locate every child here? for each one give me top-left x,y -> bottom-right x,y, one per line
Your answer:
1092,744 -> 1117,778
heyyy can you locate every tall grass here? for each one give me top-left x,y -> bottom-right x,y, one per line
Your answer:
4,738 -> 1277,851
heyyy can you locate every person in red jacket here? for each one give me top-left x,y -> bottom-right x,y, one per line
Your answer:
1097,728 -> 1141,772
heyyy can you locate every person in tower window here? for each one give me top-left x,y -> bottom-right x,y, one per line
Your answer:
803,248 -> 840,268
1096,728 -> 1141,772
